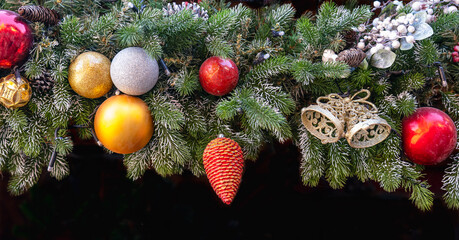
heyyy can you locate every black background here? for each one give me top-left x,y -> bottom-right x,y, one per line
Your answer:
1,0 -> 459,239
1,140 -> 458,240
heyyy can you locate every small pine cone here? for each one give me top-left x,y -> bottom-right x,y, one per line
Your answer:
18,5 -> 60,25
342,30 -> 358,49
203,136 -> 244,205
30,72 -> 54,92
337,48 -> 366,68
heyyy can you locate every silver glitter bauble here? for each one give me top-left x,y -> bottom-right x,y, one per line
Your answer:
110,47 -> 159,96
163,2 -> 208,20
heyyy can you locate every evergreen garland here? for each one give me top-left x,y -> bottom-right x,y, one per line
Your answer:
0,0 -> 457,211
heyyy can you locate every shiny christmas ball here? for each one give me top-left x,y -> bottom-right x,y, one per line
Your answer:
110,47 -> 159,96
94,94 -> 154,154
402,107 -> 457,165
203,136 -> 244,205
199,56 -> 239,96
0,73 -> 31,109
68,52 -> 113,99
0,10 -> 33,69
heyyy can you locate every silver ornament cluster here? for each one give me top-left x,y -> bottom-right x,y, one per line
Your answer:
110,47 -> 159,96
358,0 -> 458,53
163,2 -> 209,20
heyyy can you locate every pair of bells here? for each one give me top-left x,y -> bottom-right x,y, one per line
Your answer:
301,89 -> 391,148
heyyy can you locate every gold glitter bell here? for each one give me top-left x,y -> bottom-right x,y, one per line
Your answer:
343,90 -> 391,148
0,71 -> 32,109
301,93 -> 346,144
301,89 -> 391,148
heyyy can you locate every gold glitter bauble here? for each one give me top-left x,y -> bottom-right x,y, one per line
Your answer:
69,51 -> 112,99
94,94 -> 154,154
0,73 -> 32,109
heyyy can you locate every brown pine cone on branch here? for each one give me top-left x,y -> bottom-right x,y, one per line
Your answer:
30,72 -> 55,92
18,5 -> 60,25
337,48 -> 366,68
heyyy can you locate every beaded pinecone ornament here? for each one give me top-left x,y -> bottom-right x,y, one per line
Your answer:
163,2 -> 209,20
203,136 -> 244,205
18,5 -> 60,25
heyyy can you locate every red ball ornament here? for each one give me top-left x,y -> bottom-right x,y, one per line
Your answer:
0,10 -> 33,69
203,136 -> 244,205
402,107 -> 457,165
199,56 -> 239,96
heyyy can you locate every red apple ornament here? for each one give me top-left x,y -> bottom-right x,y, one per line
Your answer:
0,10 -> 33,69
199,56 -> 239,96
402,107 -> 457,165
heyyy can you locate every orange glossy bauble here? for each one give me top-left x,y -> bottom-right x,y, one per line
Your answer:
94,94 -> 154,154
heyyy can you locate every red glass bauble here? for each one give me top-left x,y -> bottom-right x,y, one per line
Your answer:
0,10 -> 33,69
402,107 -> 457,165
199,56 -> 239,96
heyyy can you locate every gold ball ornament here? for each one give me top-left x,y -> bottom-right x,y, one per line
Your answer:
68,51 -> 112,99
94,94 -> 154,154
0,73 -> 32,109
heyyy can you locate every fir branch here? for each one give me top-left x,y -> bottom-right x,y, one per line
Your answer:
414,39 -> 439,66
298,127 -> 325,187
246,55 -> 290,82
117,24 -> 144,47
146,93 -> 185,131
252,80 -> 296,115
351,148 -> 374,182
325,139 -> 352,189
316,2 -> 371,45
410,181 -> 434,211
268,4 -> 295,30
205,36 -> 234,58
295,17 -> 320,48
349,68 -> 374,89
172,68 -> 200,97
441,92 -> 459,119
442,155 -> 459,209
239,90 -> 292,142
398,72 -> 426,92
125,142 -> 152,180
394,92 -> 417,117
8,156 -> 43,196
291,60 -> 350,86
49,153 -> 70,181
216,98 -> 240,121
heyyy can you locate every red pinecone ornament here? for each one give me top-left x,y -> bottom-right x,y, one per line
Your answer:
203,136 -> 244,205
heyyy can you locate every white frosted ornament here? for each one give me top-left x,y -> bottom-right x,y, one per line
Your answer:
370,46 -> 379,54
357,42 -> 366,49
397,25 -> 407,34
110,47 -> 159,96
389,31 -> 398,40
406,35 -> 415,44
408,26 -> 416,33
392,40 -> 401,49
412,2 -> 422,11
447,6 -> 458,13
373,1 -> 381,8
322,49 -> 338,62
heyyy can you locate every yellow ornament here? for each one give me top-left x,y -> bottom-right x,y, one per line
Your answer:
94,94 -> 154,154
0,73 -> 32,109
68,51 -> 112,99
